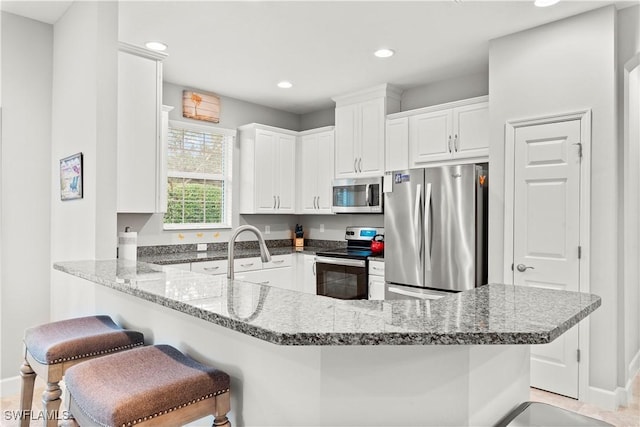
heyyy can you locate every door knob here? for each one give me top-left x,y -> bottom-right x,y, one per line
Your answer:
516,264 -> 535,272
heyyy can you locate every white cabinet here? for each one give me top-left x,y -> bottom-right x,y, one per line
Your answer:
385,117 -> 409,172
302,254 -> 317,295
239,124 -> 297,214
333,84 -> 402,178
409,99 -> 489,167
191,259 -> 227,276
117,42 -> 167,213
368,259 -> 385,300
298,128 -> 334,214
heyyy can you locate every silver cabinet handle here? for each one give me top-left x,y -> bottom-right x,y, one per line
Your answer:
241,263 -> 255,268
314,196 -> 318,209
273,195 -> 276,209
516,264 -> 535,272
273,259 -> 285,264
358,157 -> 362,173
454,134 -> 458,152
372,266 -> 383,271
354,158 -> 358,173
203,266 -> 220,272
312,262 -> 316,275
448,136 -> 452,153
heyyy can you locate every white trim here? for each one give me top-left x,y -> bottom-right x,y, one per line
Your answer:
169,120 -> 236,137
297,126 -> 335,136
118,41 -> 168,61
387,95 -> 489,120
503,109 -> 592,401
236,122 -> 298,136
587,386 -> 619,411
331,83 -> 403,106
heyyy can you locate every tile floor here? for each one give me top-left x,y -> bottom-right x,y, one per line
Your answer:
1,376 -> 639,426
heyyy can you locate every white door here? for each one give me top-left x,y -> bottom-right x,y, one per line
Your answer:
316,131 -> 334,212
334,104 -> 358,178
254,130 -> 277,213
275,133 -> 296,213
453,102 -> 489,159
512,119 -> 582,398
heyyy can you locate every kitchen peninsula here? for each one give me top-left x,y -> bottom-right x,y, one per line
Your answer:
53,260 -> 600,426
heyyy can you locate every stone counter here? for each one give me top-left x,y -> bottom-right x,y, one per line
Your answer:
53,259 -> 599,346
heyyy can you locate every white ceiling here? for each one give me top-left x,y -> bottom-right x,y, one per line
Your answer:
2,0 -> 636,114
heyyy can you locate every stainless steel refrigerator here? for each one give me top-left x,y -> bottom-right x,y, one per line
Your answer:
384,164 -> 488,295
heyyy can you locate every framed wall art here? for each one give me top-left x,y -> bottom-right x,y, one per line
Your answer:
60,152 -> 83,200
183,90 -> 220,123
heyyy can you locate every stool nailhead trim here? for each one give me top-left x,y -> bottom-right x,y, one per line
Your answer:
121,388 -> 230,427
48,342 -> 144,364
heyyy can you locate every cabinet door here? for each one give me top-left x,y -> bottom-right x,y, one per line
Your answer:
254,130 -> 278,213
334,104 -> 359,178
275,133 -> 296,213
117,50 -> 159,212
299,134 -> 319,213
191,259 -> 227,275
359,98 -> 385,176
368,275 -> 386,300
303,255 -> 317,295
386,117 -> 409,172
453,102 -> 489,159
316,131 -> 335,213
409,109 -> 453,166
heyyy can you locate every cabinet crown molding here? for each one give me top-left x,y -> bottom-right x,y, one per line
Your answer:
118,41 -> 168,61
237,123 -> 300,136
332,83 -> 403,107
387,95 -> 489,120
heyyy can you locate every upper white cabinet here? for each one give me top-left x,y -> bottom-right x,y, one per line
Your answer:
297,127 -> 334,214
117,42 -> 167,213
385,116 -> 409,172
239,124 -> 297,214
333,84 -> 402,178
407,97 -> 489,167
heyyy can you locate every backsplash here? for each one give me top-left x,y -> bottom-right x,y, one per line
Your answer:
137,238 -> 344,257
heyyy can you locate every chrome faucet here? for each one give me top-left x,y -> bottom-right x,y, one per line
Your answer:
227,225 -> 271,279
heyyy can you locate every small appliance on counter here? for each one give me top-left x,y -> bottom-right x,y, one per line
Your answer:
384,163 -> 488,299
315,226 -> 383,300
294,224 -> 304,248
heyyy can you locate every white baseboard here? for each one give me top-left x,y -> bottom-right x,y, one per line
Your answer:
0,376 -> 21,398
587,386 -> 618,411
621,349 -> 640,406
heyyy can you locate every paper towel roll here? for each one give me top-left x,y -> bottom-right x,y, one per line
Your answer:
118,228 -> 137,261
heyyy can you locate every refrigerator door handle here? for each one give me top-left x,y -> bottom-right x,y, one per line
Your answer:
424,182 -> 432,270
414,184 -> 423,262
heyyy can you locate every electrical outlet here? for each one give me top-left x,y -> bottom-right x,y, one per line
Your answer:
265,225 -> 271,235
197,243 -> 207,251
320,224 -> 325,233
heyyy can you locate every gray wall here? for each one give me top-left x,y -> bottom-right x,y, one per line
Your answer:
0,12 -> 53,382
489,6 -> 618,395
400,71 -> 489,111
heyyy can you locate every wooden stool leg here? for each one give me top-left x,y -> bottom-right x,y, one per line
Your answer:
19,360 -> 36,427
213,391 -> 231,427
42,381 -> 62,427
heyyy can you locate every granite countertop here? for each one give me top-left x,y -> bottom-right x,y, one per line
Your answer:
53,260 -> 600,346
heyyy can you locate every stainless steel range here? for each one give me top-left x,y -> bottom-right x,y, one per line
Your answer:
315,226 -> 383,300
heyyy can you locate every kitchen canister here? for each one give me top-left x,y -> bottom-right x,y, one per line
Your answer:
118,226 -> 137,262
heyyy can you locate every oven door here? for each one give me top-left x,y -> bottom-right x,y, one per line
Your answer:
315,256 -> 368,300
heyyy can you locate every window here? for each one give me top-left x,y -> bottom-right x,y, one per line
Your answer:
163,121 -> 233,229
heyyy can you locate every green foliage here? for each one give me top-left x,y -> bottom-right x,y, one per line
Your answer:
164,178 -> 224,224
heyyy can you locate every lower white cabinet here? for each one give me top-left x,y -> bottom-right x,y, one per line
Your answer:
190,259 -> 227,275
368,260 -> 385,300
302,254 -> 317,295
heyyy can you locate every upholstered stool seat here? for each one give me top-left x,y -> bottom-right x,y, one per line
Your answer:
19,315 -> 144,427
64,345 -> 231,427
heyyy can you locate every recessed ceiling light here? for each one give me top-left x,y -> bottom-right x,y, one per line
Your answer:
145,41 -> 168,51
534,0 -> 560,7
374,48 -> 395,58
277,81 -> 293,89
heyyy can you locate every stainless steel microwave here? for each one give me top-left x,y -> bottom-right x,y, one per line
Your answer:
331,177 -> 383,213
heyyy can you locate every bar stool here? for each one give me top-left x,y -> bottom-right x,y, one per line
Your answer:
64,344 -> 231,427
19,315 -> 145,427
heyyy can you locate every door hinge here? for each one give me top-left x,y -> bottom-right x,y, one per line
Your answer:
577,349 -> 581,363
578,246 -> 582,259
